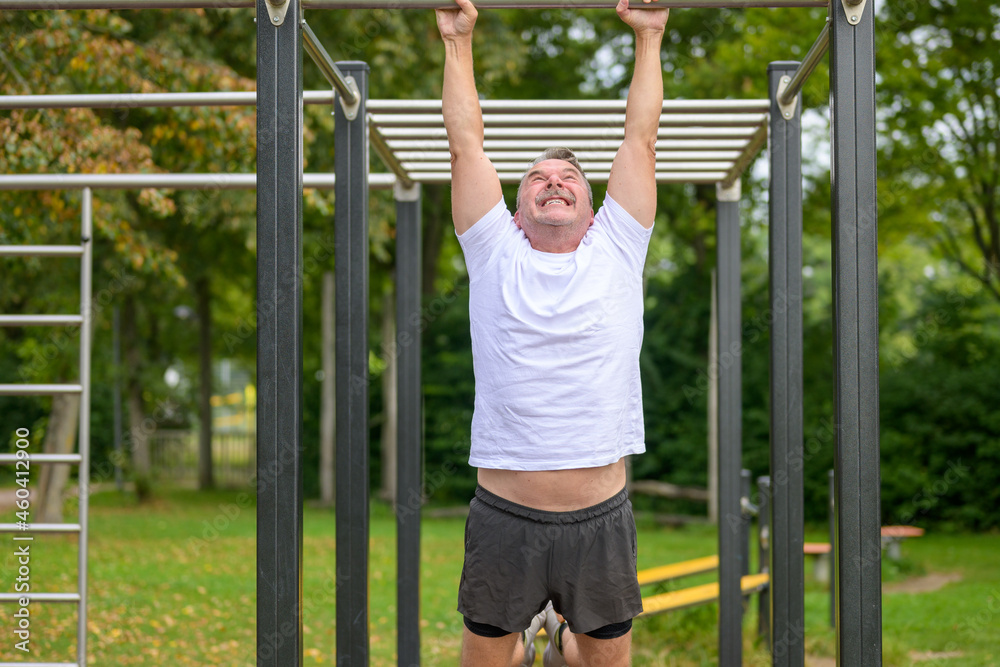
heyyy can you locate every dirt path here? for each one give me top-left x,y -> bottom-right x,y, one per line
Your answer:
884,572 -> 963,594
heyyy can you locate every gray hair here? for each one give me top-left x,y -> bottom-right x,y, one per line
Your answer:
515,147 -> 594,211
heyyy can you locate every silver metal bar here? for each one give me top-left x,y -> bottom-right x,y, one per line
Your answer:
0,523 -> 81,532
0,593 -> 81,603
779,22 -> 830,106
370,112 -> 767,127
0,173 -> 397,190
0,453 -> 82,463
405,171 -> 729,184
78,187 -> 92,667
0,662 -> 79,667
0,315 -> 83,326
0,384 -> 83,395
0,0 -> 826,8
301,21 -> 359,106
306,0 -> 826,8
0,245 -> 83,257
720,122 -> 769,189
402,160 -> 736,172
393,149 -> 743,161
368,120 -> 415,189
377,126 -> 758,140
0,92 -> 770,113
368,99 -> 771,113
387,138 -> 750,150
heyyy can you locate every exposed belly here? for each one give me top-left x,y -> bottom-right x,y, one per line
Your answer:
477,458 -> 627,511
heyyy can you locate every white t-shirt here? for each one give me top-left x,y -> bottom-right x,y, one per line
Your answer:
456,194 -> 653,471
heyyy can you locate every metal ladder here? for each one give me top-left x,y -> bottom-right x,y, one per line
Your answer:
0,188 -> 93,667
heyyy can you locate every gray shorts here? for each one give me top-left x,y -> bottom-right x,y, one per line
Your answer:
457,485 -> 643,635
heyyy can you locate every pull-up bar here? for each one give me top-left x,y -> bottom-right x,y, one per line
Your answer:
0,0 -> 827,9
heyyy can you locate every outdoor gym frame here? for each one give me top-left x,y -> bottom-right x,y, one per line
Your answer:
0,0 -> 879,665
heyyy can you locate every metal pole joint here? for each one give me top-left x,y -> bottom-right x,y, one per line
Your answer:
339,77 -> 361,121
717,180 -> 741,202
776,76 -> 799,120
841,0 -> 867,24
265,0 -> 289,26
393,181 -> 421,202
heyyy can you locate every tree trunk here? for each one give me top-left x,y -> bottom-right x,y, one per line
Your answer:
196,276 -> 214,490
379,287 -> 398,504
122,295 -> 152,499
320,270 -> 336,506
35,393 -> 81,523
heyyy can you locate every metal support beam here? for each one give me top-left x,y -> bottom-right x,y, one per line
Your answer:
0,0 -> 828,8
768,60 -> 805,667
778,23 -> 830,107
256,0 -> 304,665
829,1 -> 881,663
78,186 -> 93,667
301,21 -> 359,114
335,60 -> 370,667
395,182 -> 423,667
715,181 -> 743,667
757,476 -> 771,646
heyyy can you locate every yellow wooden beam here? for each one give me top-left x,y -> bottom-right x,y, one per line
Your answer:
636,555 -> 719,587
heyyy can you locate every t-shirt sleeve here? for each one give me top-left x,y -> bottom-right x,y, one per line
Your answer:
591,193 -> 654,273
455,198 -> 518,280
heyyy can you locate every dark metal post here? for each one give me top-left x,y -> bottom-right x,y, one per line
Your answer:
395,183 -> 423,667
256,1 -> 304,665
740,469 -> 751,579
830,2 -> 881,663
335,60 -> 370,666
768,59 -> 806,667
716,181 -> 742,667
828,468 -> 836,628
112,305 -> 124,492
757,476 -> 771,645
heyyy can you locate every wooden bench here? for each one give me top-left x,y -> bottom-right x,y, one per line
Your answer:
803,542 -> 832,583
640,573 -> 770,616
880,525 -> 925,560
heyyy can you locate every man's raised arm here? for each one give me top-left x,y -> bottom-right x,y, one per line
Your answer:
607,0 -> 668,230
436,0 -> 502,235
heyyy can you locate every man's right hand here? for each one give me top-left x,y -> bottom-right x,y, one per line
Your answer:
436,0 -> 478,43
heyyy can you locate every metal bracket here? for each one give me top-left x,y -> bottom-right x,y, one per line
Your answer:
841,0 -> 868,26
393,181 -> 421,202
717,180 -> 741,203
264,0 -> 289,27
337,77 -> 361,121
776,75 -> 798,121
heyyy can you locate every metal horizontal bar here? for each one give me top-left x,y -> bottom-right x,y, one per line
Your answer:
0,454 -> 82,464
405,171 -> 728,184
0,384 -> 83,395
0,315 -> 83,327
368,99 -> 771,113
0,0 -> 825,7
0,245 -> 83,257
402,160 -> 736,171
370,113 -> 767,128
0,173 -> 396,191
307,0 -> 825,8
377,126 -> 758,140
302,21 -> 359,106
387,139 -> 751,151
0,593 -> 81,603
0,662 -> 79,667
393,150 -> 743,162
0,523 -> 81,533
780,22 -> 830,105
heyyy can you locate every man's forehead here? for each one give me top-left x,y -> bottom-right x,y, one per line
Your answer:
527,159 -> 584,178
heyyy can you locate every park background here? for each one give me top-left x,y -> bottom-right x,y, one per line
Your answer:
0,1 -> 998,664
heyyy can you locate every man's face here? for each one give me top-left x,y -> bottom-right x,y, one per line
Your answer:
514,159 -> 594,231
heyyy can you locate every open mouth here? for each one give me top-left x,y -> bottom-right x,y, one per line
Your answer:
539,195 -> 573,208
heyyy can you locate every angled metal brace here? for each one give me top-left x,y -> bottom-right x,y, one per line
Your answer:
841,0 -> 867,25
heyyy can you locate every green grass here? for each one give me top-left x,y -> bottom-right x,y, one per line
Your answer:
0,488 -> 996,665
